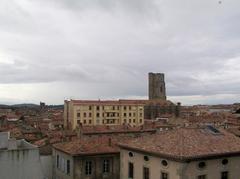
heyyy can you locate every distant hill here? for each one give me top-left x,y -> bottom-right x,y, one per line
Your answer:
0,103 -> 63,109
11,103 -> 39,108
0,104 -> 11,108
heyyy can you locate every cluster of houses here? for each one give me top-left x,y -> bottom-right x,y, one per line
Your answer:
1,73 -> 240,179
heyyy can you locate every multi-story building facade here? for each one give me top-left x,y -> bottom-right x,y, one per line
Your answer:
118,127 -> 240,179
52,136 -> 132,179
64,100 -> 145,130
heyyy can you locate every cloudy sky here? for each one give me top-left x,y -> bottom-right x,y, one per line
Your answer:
0,0 -> 240,105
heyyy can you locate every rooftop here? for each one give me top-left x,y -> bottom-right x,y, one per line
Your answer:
69,99 -> 146,105
0,132 -> 37,151
53,135 -> 133,156
118,127 -> 240,162
79,125 -> 156,135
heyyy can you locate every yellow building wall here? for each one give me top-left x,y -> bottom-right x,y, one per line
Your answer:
64,100 -> 144,130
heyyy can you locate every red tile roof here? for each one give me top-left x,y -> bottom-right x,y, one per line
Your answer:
70,99 -> 146,105
53,135 -> 133,156
119,127 -> 240,161
68,99 -> 175,106
80,125 -> 156,135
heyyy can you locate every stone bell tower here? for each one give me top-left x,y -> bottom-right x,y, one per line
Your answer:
148,72 -> 166,100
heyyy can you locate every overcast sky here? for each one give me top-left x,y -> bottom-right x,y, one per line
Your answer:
0,0 -> 240,105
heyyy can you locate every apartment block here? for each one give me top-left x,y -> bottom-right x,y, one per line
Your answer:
64,100 -> 145,130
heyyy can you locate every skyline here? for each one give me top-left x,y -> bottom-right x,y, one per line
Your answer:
0,0 -> 240,105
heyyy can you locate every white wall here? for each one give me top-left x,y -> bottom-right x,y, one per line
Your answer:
40,155 -> 52,179
0,148 -> 44,179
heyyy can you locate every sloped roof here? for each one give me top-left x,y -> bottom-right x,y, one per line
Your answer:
53,135 -> 133,156
119,127 -> 240,161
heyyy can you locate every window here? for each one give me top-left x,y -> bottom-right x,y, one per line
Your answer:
161,160 -> 168,167
89,120 -> 92,124
56,155 -> 59,168
129,106 -> 132,110
140,113 -> 143,117
129,113 -> 132,117
67,160 -> 70,175
84,113 -> 86,117
143,167 -> 149,179
198,162 -> 206,169
144,156 -> 149,161
77,113 -> 80,117
128,162 -> 134,179
85,161 -> 92,175
140,119 -> 142,123
161,172 -> 168,179
129,119 -> 132,123
89,106 -> 92,110
89,113 -> 92,117
124,119 -> 126,123
96,106 -> 100,110
222,159 -> 228,165
198,175 -> 206,179
103,159 -> 110,173
221,171 -> 228,179
84,120 -> 86,124
97,113 -> 100,117
113,106 -> 115,110
124,113 -> 127,117
129,152 -> 134,157
124,106 -> 127,110
133,119 -> 136,123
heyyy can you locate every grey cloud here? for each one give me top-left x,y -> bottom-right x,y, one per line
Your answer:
0,0 -> 240,104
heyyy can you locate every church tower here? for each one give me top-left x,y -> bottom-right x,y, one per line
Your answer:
148,72 -> 166,100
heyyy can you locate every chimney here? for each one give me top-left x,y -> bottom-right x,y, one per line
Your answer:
77,122 -> 83,139
0,132 -> 10,149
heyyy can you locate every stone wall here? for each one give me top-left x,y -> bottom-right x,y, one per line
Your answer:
148,73 -> 166,100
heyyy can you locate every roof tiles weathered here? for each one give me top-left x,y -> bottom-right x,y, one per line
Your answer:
119,127 -> 240,161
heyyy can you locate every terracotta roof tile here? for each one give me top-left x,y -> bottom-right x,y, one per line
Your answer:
70,99 -> 146,105
53,135 -> 133,156
119,127 -> 240,161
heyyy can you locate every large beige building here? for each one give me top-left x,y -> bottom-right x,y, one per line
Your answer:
64,99 -> 145,130
119,127 -> 240,179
